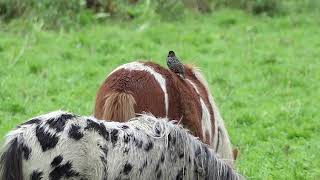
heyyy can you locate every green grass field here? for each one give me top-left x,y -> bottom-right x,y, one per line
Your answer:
0,9 -> 319,179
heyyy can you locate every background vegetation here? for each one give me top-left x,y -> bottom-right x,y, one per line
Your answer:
0,0 -> 319,179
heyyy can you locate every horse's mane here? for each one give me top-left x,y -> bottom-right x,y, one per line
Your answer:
129,114 -> 242,179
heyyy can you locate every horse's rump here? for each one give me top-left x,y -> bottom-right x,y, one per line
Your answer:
94,66 -> 167,121
95,62 -> 204,139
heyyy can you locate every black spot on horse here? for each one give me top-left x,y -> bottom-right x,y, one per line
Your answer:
51,155 -> 63,167
85,119 -> 109,141
123,147 -> 129,154
111,129 -> 119,145
123,162 -> 133,175
47,113 -> 75,132
168,133 -> 176,146
20,118 -> 41,126
156,170 -> 162,179
0,138 -> 23,180
68,124 -> 83,140
121,125 -> 129,129
154,125 -> 161,137
123,134 -> 129,143
155,128 -> 161,137
179,151 -> 184,159
124,133 -> 134,144
49,161 -> 79,180
133,137 -> 143,148
144,140 -> 153,151
30,170 -> 43,180
99,145 -> 108,158
36,126 -> 59,152
176,168 -> 184,180
160,153 -> 165,163
22,144 -> 31,160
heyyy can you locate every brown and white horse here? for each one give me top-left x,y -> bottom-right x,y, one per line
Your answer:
94,61 -> 237,166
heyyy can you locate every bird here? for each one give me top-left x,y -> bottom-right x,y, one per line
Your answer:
166,51 -> 185,79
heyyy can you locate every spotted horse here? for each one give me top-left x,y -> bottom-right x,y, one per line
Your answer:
0,111 -> 243,180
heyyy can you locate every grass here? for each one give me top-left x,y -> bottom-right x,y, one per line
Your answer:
0,9 -> 319,179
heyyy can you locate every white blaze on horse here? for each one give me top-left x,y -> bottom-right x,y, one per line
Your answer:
0,111 -> 243,180
94,61 -> 237,167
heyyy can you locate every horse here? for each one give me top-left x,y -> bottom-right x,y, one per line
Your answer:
94,61 -> 237,166
0,111 -> 243,180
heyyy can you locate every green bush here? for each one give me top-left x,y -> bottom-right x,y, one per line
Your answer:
0,0 -> 32,20
212,0 -> 283,16
0,0 -> 319,28
0,0 -> 83,27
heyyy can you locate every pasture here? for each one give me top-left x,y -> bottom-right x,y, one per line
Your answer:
0,8 -> 319,179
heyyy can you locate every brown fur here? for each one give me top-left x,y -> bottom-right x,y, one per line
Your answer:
144,62 -> 203,138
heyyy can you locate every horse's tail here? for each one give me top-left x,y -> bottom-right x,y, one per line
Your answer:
0,134 -> 24,180
95,91 -> 136,122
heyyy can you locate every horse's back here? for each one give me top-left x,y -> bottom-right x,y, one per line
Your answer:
0,111 -> 243,180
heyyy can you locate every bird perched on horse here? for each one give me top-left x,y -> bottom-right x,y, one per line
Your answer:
166,51 -> 185,79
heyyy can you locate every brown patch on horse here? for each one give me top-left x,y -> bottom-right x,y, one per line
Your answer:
143,62 -> 203,139
95,68 -> 166,121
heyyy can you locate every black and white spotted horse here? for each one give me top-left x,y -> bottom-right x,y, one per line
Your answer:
0,111 -> 243,180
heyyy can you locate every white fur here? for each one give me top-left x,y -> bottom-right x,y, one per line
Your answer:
109,62 -> 169,117
186,79 -> 212,144
192,68 -> 234,166
199,99 -> 213,143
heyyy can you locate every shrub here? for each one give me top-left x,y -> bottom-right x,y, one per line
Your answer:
212,0 -> 284,16
0,0 -> 83,27
0,0 -> 32,20
0,0 -> 318,28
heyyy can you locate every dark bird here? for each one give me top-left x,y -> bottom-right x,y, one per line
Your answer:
166,51 -> 185,79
